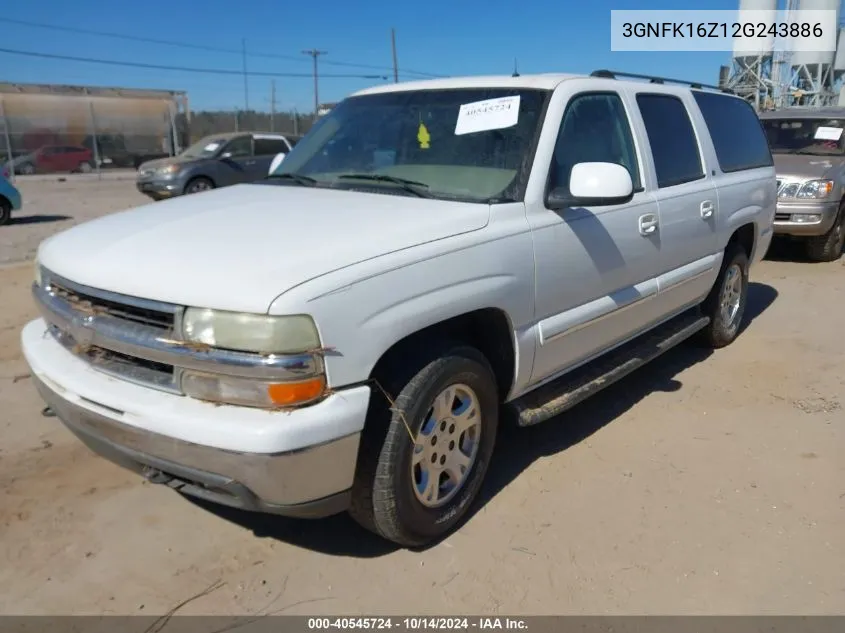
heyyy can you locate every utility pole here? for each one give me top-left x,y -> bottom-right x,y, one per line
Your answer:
242,38 -> 250,111
391,28 -> 399,83
269,80 -> 276,132
302,49 -> 327,116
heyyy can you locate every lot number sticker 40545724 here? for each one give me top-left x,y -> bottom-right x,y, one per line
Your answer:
454,96 -> 521,136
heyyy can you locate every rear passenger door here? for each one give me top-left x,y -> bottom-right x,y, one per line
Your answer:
632,92 -> 721,314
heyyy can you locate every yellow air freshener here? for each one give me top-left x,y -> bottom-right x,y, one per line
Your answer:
417,122 -> 431,149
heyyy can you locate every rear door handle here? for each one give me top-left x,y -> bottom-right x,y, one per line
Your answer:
700,200 -> 714,219
638,213 -> 659,236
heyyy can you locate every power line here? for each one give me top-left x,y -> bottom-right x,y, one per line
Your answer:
0,47 -> 388,80
0,17 -> 444,79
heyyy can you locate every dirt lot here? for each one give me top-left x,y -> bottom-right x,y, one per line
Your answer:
0,179 -> 843,615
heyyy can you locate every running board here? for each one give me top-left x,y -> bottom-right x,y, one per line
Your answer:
511,311 -> 710,427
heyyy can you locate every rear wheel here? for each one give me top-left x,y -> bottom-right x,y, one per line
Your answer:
18,163 -> 35,175
184,177 -> 214,195
0,198 -> 11,226
698,243 -> 749,348
805,202 -> 845,262
349,345 -> 499,547
77,161 -> 93,174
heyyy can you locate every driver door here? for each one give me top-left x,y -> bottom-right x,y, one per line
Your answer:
217,135 -> 257,185
527,89 -> 664,385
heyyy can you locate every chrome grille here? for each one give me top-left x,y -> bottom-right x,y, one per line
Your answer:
39,269 -> 183,394
50,324 -> 180,393
50,281 -> 174,330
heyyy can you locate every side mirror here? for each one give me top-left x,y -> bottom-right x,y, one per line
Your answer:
546,162 -> 634,209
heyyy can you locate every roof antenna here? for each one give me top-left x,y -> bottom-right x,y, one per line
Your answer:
512,58 -> 520,77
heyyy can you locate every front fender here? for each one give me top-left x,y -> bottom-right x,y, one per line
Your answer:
269,206 -> 536,392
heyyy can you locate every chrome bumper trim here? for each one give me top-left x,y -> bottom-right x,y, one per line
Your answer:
33,282 -> 321,380
34,374 -> 358,511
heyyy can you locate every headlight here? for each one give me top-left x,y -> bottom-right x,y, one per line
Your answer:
182,308 -> 320,354
778,182 -> 801,198
796,180 -> 834,199
155,164 -> 180,175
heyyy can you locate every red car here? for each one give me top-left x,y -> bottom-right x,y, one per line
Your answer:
14,145 -> 94,175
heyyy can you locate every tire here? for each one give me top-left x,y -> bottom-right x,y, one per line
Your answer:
18,163 -> 35,176
78,161 -> 93,174
698,243 -> 749,349
0,198 -> 11,226
349,344 -> 499,547
184,177 -> 214,195
804,202 -> 845,262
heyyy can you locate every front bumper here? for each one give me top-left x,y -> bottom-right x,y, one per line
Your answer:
22,318 -> 371,517
773,200 -> 839,237
136,177 -> 186,198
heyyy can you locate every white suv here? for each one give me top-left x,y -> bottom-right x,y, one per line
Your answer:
22,70 -> 776,546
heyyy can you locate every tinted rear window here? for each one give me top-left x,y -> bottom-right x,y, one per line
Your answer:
636,94 -> 704,188
693,92 -> 773,172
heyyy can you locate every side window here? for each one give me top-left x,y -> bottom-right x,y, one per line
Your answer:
636,94 -> 704,188
550,92 -> 641,193
223,136 -> 252,158
693,92 -> 773,172
254,138 -> 289,156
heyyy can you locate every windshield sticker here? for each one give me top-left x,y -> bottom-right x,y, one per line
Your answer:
454,96 -> 520,136
417,121 -> 431,149
814,126 -> 843,141
203,142 -> 221,152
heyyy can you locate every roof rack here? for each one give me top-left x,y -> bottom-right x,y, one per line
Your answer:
590,70 -> 733,94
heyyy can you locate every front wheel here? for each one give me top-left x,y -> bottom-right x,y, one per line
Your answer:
805,202 -> 845,262
184,177 -> 214,195
349,345 -> 499,547
698,243 -> 749,349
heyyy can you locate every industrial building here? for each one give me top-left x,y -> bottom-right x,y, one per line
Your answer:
721,0 -> 845,110
0,82 -> 189,175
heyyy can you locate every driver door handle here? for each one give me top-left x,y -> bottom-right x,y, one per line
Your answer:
639,213 -> 659,236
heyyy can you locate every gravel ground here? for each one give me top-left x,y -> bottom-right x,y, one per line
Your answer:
0,181 -> 842,615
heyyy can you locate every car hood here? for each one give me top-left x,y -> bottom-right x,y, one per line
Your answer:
772,153 -> 845,181
37,183 -> 491,313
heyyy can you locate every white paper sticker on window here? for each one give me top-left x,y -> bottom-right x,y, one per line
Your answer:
454,96 -> 520,136
204,142 -> 221,152
814,126 -> 843,141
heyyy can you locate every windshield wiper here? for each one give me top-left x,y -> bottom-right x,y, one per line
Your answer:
265,172 -> 318,186
334,173 -> 432,198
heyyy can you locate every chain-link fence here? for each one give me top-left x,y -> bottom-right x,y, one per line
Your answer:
186,109 -> 318,139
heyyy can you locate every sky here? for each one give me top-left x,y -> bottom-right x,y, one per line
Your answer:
0,0 -> 809,113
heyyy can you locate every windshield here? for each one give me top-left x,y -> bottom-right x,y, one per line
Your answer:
270,88 -> 550,202
763,118 -> 845,155
181,136 -> 227,159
